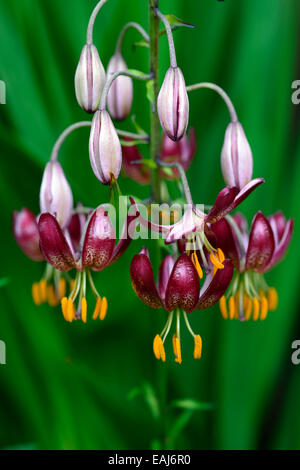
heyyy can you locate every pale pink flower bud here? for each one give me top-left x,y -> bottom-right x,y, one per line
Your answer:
89,110 -> 122,185
107,53 -> 133,121
157,67 -> 189,142
75,44 -> 106,113
221,122 -> 253,191
40,161 -> 73,228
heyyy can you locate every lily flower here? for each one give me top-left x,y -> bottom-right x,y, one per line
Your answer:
130,178 -> 264,278
13,208 -> 85,308
130,247 -> 233,363
211,211 -> 294,321
38,207 -> 137,323
160,128 -> 197,180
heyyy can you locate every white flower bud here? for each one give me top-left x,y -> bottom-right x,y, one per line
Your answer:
107,53 -> 133,121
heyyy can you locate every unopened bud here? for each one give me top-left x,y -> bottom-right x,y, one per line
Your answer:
89,110 -> 122,185
75,44 -> 106,113
157,67 -> 189,142
221,122 -> 253,191
40,161 -> 73,228
107,53 -> 133,121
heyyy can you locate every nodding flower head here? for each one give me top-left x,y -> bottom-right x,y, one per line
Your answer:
221,121 -> 253,191
38,207 -> 137,323
75,44 -> 106,113
107,53 -> 133,121
157,67 -> 189,142
89,110 -> 122,185
130,248 -> 233,363
13,208 -> 44,262
211,211 -> 294,322
160,128 -> 196,180
40,161 -> 73,229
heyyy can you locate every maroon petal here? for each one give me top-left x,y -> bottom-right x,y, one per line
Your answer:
165,254 -> 200,313
268,211 -> 286,242
158,255 -> 175,300
233,178 -> 264,209
266,219 -> 293,271
245,212 -> 275,272
205,186 -> 239,224
130,251 -> 162,309
81,207 -> 115,271
67,211 -> 86,253
13,208 -> 44,262
210,218 -> 241,269
109,213 -> 138,266
122,138 -> 151,185
197,260 -> 233,309
38,213 -> 75,271
233,213 -> 248,233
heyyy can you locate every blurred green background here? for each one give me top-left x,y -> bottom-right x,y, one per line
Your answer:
0,0 -> 299,450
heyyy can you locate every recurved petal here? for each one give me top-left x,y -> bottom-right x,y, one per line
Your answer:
205,186 -> 239,224
38,213 -> 75,271
165,254 -> 200,313
13,208 -> 44,262
268,211 -> 286,242
130,252 -> 162,309
233,178 -> 264,209
210,218 -> 240,269
109,213 -> 139,266
81,207 -> 115,271
158,255 -> 175,300
245,212 -> 275,272
266,219 -> 293,270
197,260 -> 233,309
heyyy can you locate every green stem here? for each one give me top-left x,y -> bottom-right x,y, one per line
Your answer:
149,0 -> 162,203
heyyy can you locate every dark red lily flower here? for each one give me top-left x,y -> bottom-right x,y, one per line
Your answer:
160,128 -> 196,180
13,208 -> 44,262
210,211 -> 293,322
38,207 -> 137,323
130,247 -> 233,363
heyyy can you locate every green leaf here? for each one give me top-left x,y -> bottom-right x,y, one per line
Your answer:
165,14 -> 195,29
133,41 -> 150,49
146,80 -> 155,106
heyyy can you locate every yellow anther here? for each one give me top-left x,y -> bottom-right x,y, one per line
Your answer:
219,296 -> 228,319
210,251 -> 224,270
252,297 -> 260,321
39,279 -> 47,303
228,296 -> 236,320
81,297 -> 87,323
67,298 -> 75,322
100,297 -> 108,320
191,252 -> 203,279
194,334 -> 202,359
153,335 -> 161,360
32,283 -> 41,306
244,297 -> 252,321
92,297 -> 102,320
260,296 -> 268,321
217,248 -> 225,263
268,287 -> 278,311
47,285 -> 58,307
61,297 -> 68,321
173,335 -> 182,364
58,278 -> 66,300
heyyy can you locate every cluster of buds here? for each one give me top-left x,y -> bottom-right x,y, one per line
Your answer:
12,1 -> 293,366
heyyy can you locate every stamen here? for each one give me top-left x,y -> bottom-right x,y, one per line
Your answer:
219,296 -> 228,319
153,335 -> 161,360
67,298 -> 75,323
92,297 -> 102,320
61,297 -> 68,321
58,278 -> 66,300
229,296 -> 236,320
268,287 -> 278,311
39,280 -> 47,303
191,252 -> 203,279
81,297 -> 87,323
100,297 -> 108,320
32,283 -> 41,306
48,285 -> 58,307
193,334 -> 202,359
260,295 -> 268,321
244,296 -> 252,321
173,334 -> 182,364
210,252 -> 224,270
252,297 -> 260,321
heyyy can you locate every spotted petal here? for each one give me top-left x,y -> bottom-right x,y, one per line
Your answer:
245,212 -> 275,272
165,254 -> 200,313
38,213 -> 75,271
130,250 -> 162,309
81,207 -> 116,271
197,260 -> 233,309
